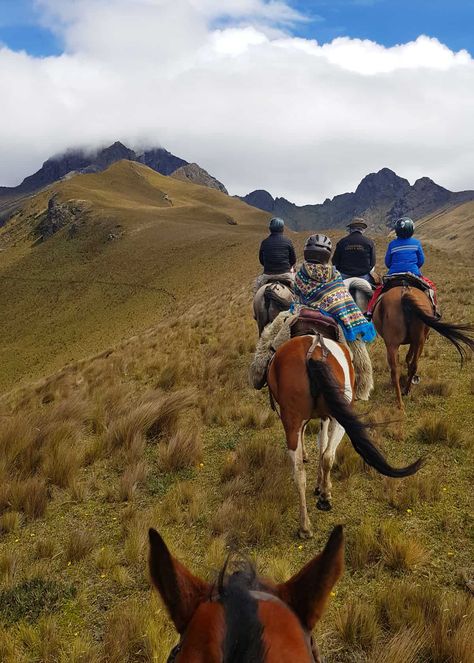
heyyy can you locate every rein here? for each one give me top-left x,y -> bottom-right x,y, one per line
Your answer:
166,589 -> 321,663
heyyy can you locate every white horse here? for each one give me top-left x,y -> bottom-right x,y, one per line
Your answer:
343,277 -> 373,313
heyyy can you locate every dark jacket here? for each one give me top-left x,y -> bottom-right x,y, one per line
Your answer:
333,231 -> 376,277
259,232 -> 296,274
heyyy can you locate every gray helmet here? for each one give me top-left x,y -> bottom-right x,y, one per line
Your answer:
395,217 -> 414,239
269,217 -> 284,233
304,234 -> 332,263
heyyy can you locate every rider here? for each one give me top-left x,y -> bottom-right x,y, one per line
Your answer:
293,234 -> 376,343
332,218 -> 376,283
366,217 -> 438,319
254,217 -> 296,292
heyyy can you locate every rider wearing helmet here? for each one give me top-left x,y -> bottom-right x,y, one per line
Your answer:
293,234 -> 376,343
366,217 -> 438,318
254,217 -> 296,293
332,218 -> 376,282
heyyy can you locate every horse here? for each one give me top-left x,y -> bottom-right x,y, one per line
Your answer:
267,331 -> 422,538
148,525 -> 344,663
343,277 -> 373,313
372,286 -> 474,409
253,281 -> 294,336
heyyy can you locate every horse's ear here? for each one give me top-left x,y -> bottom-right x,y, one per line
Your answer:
277,525 -> 344,630
148,528 -> 211,634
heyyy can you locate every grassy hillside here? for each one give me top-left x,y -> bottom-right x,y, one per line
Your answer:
416,201 -> 474,253
0,168 -> 472,662
0,161 -> 269,391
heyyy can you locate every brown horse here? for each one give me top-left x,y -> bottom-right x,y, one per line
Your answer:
149,525 -> 344,663
373,286 -> 474,409
267,333 -> 422,538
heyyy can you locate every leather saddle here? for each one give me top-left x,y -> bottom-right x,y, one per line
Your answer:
382,272 -> 429,294
290,307 -> 340,342
263,282 -> 294,312
264,275 -> 295,291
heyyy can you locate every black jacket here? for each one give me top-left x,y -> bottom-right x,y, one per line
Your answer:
259,233 -> 296,274
333,231 -> 376,277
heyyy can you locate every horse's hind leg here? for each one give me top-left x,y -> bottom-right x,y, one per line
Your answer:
314,418 -> 330,496
387,343 -> 404,410
405,337 -> 424,394
317,419 -> 345,511
282,414 -> 313,539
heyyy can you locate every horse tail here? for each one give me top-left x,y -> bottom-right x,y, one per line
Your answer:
401,293 -> 474,363
307,359 -> 422,478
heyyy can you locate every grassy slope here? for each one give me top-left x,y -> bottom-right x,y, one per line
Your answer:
0,161 -> 269,391
416,200 -> 474,253
0,174 -> 473,662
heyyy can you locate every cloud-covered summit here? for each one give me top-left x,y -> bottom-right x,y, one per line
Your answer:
0,0 -> 473,204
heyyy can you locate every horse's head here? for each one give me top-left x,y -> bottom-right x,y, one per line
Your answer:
148,526 -> 344,663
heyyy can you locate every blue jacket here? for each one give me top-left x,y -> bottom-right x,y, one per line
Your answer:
385,237 -> 424,276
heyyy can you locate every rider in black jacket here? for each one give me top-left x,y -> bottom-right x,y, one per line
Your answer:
333,218 -> 376,281
255,217 -> 296,292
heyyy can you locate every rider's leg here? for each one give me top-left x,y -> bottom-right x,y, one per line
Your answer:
366,284 -> 383,318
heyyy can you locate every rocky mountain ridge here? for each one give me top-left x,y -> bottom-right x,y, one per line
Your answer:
0,141 -> 225,200
238,168 -> 474,231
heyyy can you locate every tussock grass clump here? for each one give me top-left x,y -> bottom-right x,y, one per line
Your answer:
215,435 -> 293,545
118,461 -> 148,501
380,473 -> 441,511
157,481 -> 202,526
0,511 -> 21,534
157,425 -> 202,472
421,380 -> 452,397
8,477 -> 49,520
379,522 -> 427,571
17,615 -> 63,661
65,529 -> 96,563
102,599 -> 158,663
95,546 -> 118,571
0,550 -> 17,585
34,538 -> 57,560
334,600 -> 380,651
106,390 -> 196,451
415,417 -> 463,447
333,439 -> 364,479
347,521 -> 427,572
367,628 -> 425,663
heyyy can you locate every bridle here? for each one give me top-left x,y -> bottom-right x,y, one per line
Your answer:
166,589 -> 322,663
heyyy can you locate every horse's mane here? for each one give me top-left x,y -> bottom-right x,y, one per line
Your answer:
218,562 -> 268,663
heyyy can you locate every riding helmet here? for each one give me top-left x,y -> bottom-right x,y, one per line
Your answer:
395,217 -> 414,239
303,234 -> 332,264
269,217 -> 285,233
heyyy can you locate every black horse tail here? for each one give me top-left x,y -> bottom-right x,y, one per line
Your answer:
307,359 -> 422,478
401,293 -> 474,364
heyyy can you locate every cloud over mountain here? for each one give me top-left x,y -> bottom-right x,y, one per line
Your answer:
0,0 -> 473,204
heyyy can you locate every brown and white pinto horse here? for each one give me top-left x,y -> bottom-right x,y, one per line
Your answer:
373,286 -> 474,409
149,525 -> 344,663
267,333 -> 422,538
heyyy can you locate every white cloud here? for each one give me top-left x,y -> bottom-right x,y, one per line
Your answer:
0,0 -> 473,204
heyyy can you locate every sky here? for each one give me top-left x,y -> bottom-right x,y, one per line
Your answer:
0,0 -> 473,203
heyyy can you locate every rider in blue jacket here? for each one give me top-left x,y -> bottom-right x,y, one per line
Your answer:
385,235 -> 424,275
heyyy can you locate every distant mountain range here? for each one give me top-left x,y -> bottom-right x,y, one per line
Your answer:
1,142 -> 473,232
238,168 -> 474,231
0,141 -> 226,201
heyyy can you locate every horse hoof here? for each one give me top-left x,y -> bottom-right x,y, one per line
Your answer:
298,528 -> 313,540
412,375 -> 421,384
314,486 -> 321,496
317,498 -> 332,512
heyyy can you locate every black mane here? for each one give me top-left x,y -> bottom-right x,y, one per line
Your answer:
218,562 -> 267,663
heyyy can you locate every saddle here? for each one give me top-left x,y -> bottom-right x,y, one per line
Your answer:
381,272 -> 430,294
264,275 -> 295,291
263,282 -> 294,312
290,307 -> 340,342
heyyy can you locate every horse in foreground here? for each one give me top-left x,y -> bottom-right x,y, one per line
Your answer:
268,332 -> 422,538
373,283 -> 474,409
149,525 -> 344,663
